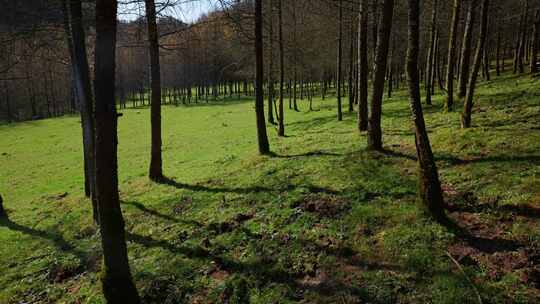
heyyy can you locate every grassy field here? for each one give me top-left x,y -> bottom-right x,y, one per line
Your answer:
1,73 -> 539,303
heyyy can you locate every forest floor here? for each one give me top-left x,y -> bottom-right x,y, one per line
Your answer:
1,72 -> 539,303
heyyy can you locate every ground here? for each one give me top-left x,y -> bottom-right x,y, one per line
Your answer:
0,72 -> 539,303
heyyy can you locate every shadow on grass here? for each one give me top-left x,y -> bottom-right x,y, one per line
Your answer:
157,177 -> 273,194
0,215 -> 87,262
122,200 -> 204,227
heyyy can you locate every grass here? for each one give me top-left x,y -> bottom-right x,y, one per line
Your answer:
0,72 -> 539,303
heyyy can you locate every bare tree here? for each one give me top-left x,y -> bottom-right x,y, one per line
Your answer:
445,0 -> 462,112
406,0 -> 447,222
93,0 -> 140,301
357,0 -> 369,131
367,0 -> 394,151
255,0 -> 270,154
462,0 -> 490,128
146,0 -> 164,181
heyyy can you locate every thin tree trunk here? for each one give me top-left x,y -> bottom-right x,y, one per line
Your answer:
64,0 -> 98,223
458,0 -> 475,99
425,0 -> 437,105
445,0 -> 462,111
337,0 -> 343,121
358,0 -> 369,131
94,0 -> 140,301
406,0 -> 447,223
145,0 -> 163,181
531,10 -> 539,74
255,0 -> 270,154
367,0 -> 394,151
268,0 -> 276,125
462,0 -> 490,128
278,0 -> 285,137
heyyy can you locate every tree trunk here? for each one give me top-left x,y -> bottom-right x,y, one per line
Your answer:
462,0 -> 490,128
267,0 -> 276,125
255,0 -> 270,154
278,0 -> 285,137
337,0 -> 343,121
145,0 -> 163,181
358,0 -> 369,131
94,0 -> 140,302
445,0 -> 462,111
367,0 -> 394,151
531,10 -> 539,74
64,0 -> 98,224
425,0 -> 437,105
406,0 -> 447,223
348,12 -> 355,113
457,0 -> 475,99
496,28 -> 501,76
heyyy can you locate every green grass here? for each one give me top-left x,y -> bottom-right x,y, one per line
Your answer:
1,72 -> 539,303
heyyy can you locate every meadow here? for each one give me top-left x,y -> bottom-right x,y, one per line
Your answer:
0,73 -> 539,303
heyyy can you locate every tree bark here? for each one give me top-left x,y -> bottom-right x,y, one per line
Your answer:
337,0 -> 343,121
64,0 -> 99,224
367,0 -> 394,151
425,0 -> 438,105
358,0 -> 369,131
462,0 -> 490,128
406,0 -> 447,223
458,0 -> 475,99
278,0 -> 285,137
255,0 -> 270,154
267,0 -> 276,125
145,0 -> 163,181
94,0 -> 140,302
531,10 -> 539,74
445,0 -> 462,111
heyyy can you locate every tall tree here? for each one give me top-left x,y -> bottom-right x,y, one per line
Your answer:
93,0 -> 140,301
425,0 -> 438,105
63,0 -> 98,223
531,10 -> 539,74
445,0 -> 462,111
457,0 -> 475,99
267,0 -> 276,125
357,0 -> 369,131
277,0 -> 285,137
337,0 -> 344,121
367,0 -> 394,151
146,0 -> 163,181
255,0 -> 270,154
406,0 -> 447,222
462,0 -> 490,128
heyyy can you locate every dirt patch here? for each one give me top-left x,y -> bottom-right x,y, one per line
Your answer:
47,263 -> 81,283
172,196 -> 193,215
207,212 -> 255,234
294,194 -> 350,218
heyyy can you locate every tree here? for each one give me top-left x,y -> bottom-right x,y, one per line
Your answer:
278,0 -> 285,137
457,0 -> 475,99
267,0 -> 276,125
255,0 -> 270,154
425,0 -> 438,105
531,10 -> 539,74
93,0 -> 140,301
357,0 -> 369,131
406,0 -> 447,222
63,0 -> 98,224
146,0 -> 164,181
367,0 -> 394,151
445,0 -> 462,112
336,0 -> 343,121
462,0 -> 490,128
0,193 -> 4,217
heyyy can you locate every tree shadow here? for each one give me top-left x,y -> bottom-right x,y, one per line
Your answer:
157,177 -> 273,194
121,200 -> 204,227
0,215 -> 86,261
269,150 -> 342,159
